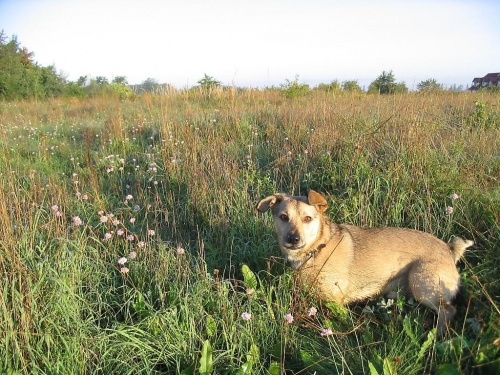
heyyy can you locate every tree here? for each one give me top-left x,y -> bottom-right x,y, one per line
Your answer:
448,84 -> 464,92
417,78 -> 442,92
77,75 -> 88,86
38,65 -> 65,97
0,31 -> 66,99
197,74 -> 221,88
342,80 -> 362,92
316,80 -> 341,93
112,76 -> 128,86
95,76 -> 108,85
0,32 -> 30,99
65,82 -> 87,97
141,77 -> 160,92
368,70 -> 407,94
394,82 -> 408,93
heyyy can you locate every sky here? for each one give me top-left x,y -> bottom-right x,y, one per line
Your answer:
1,0 -> 499,89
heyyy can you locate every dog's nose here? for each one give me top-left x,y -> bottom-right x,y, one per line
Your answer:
287,233 -> 301,245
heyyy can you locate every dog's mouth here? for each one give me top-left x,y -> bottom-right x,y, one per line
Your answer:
283,244 -> 305,251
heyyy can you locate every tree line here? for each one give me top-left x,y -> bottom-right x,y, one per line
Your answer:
0,32 -> 471,101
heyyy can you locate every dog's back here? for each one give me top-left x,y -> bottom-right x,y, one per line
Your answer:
311,224 -> 463,305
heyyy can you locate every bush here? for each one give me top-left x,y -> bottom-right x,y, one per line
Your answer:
417,78 -> 443,92
342,80 -> 362,92
368,70 -> 408,94
280,75 -> 309,98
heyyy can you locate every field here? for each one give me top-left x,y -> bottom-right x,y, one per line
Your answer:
0,89 -> 499,374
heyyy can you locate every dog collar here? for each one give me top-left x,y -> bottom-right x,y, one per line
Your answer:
294,244 -> 325,270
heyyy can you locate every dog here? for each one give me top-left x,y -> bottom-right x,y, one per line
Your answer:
256,189 -> 473,336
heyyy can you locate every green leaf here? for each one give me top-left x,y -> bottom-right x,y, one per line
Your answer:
435,363 -> 460,375
133,292 -> 151,319
418,328 -> 436,360
382,357 -> 396,375
299,349 -> 326,372
199,340 -> 213,374
403,315 -> 418,345
242,264 -> 258,290
267,362 -> 281,375
234,361 -> 253,375
438,336 -> 471,357
180,364 -> 196,375
368,350 -> 384,375
247,343 -> 260,363
299,349 -> 315,366
206,315 -> 217,337
368,361 -> 382,375
323,301 -> 348,321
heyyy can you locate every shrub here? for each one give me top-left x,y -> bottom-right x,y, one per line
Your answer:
280,75 -> 309,98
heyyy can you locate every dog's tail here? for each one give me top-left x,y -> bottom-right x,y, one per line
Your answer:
448,237 -> 474,263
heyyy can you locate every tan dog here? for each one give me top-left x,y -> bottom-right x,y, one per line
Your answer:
256,190 -> 473,336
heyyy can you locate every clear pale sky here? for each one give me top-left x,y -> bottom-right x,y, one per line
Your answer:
1,0 -> 499,89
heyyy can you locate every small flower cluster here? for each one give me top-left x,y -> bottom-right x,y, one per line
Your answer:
239,305 -> 332,337
445,193 -> 459,215
103,154 -> 125,174
117,251 -> 138,274
51,204 -> 63,217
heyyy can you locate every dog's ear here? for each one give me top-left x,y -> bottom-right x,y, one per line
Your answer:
256,194 -> 283,213
307,190 -> 328,213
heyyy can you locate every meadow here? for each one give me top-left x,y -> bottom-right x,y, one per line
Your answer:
0,88 -> 499,374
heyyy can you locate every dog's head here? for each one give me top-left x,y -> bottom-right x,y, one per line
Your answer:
256,190 -> 328,264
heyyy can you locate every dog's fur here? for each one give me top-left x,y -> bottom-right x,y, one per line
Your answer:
256,190 -> 473,336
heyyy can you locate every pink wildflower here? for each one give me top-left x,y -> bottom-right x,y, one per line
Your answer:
100,215 -> 108,223
284,313 -> 294,324
72,216 -> 83,226
445,206 -> 454,215
128,251 -> 137,260
103,232 -> 112,241
307,307 -> 318,317
125,194 -> 133,201
120,267 -> 129,274
320,328 -> 333,337
241,312 -> 252,321
118,257 -> 127,265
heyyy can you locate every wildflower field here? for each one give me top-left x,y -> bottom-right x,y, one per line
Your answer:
0,89 -> 499,374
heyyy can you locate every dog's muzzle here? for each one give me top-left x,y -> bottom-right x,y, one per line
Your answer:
285,233 -> 303,249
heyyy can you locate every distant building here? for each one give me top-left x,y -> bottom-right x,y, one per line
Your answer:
470,72 -> 500,91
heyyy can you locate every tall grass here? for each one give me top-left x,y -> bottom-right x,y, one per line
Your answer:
0,89 -> 499,374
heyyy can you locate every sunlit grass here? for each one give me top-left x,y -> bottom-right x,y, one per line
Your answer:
0,89 -> 499,373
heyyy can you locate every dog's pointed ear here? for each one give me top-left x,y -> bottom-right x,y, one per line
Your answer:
307,189 -> 328,213
256,194 -> 282,213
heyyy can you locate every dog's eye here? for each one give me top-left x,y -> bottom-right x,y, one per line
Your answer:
304,216 -> 312,223
279,214 -> 289,221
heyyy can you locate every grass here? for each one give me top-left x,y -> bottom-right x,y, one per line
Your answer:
0,89 -> 499,374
